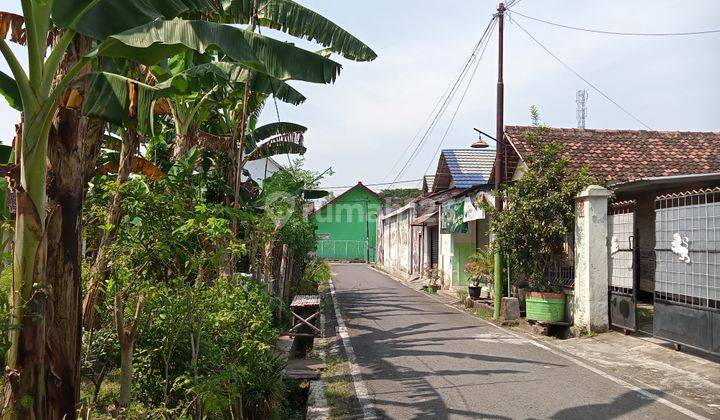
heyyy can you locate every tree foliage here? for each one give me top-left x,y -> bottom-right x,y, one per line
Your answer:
0,0 -> 372,415
487,107 -> 595,293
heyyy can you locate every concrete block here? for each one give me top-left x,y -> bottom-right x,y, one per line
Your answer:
501,297 -> 520,321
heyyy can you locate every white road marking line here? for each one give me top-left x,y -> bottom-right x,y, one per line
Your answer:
368,265 -> 710,420
328,277 -> 376,419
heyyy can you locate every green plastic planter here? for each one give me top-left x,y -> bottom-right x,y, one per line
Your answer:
525,292 -> 565,322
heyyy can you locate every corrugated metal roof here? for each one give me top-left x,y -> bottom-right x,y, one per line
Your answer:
442,149 -> 495,188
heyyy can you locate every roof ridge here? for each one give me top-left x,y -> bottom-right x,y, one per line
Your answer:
505,125 -> 720,136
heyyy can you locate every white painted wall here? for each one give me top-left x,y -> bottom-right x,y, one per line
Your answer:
573,185 -> 612,332
377,205 -> 415,278
439,232 -> 453,288
243,157 -> 282,184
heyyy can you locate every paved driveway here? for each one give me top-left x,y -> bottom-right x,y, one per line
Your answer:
330,264 -> 703,419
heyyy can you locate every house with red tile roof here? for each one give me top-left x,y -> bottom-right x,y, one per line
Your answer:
497,125 -> 720,188
495,126 -> 720,348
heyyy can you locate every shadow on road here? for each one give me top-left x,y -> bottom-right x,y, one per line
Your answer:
335,281 -> 566,419
549,389 -> 664,419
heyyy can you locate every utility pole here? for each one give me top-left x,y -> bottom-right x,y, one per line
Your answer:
493,2 -> 506,320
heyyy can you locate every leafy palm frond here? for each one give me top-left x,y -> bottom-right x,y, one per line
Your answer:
95,19 -> 342,84
244,133 -> 305,162
159,62 -> 305,105
224,0 -> 377,62
250,73 -> 305,105
247,122 -> 306,149
52,0 -> 213,40
82,72 -> 157,134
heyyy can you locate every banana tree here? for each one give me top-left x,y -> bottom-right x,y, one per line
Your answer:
0,5 -> 344,420
0,3 -> 219,417
79,61 -> 305,329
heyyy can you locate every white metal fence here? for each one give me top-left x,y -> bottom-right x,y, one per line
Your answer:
655,188 -> 720,309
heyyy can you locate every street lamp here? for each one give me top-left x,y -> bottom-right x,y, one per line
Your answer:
471,128 -> 500,148
471,128 -> 490,149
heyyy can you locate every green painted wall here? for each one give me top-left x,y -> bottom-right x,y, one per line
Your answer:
310,185 -> 384,261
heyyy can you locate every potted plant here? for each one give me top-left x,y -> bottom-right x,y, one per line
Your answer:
484,107 -> 595,322
465,246 -> 493,300
423,267 -> 442,294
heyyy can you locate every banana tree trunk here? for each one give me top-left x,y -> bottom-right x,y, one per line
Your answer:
83,127 -> 139,331
172,124 -> 198,161
4,101 -> 52,420
43,34 -> 103,419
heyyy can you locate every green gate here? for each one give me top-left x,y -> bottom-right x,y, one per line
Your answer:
317,240 -> 375,262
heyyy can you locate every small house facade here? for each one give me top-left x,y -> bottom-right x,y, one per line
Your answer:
310,182 -> 384,262
377,149 -> 495,288
501,126 -> 720,354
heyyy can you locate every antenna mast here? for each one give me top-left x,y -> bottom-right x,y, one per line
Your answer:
576,89 -> 588,128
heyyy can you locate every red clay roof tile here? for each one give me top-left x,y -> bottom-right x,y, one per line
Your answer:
503,126 -> 720,184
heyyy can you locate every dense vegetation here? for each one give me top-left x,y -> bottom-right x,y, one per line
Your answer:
0,1 -> 374,418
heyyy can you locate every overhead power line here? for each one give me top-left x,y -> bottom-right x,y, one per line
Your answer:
423,18 -> 497,175
389,16 -> 497,187
383,16 -> 495,184
380,60 -> 462,182
511,10 -> 720,37
321,178 -> 423,190
512,18 -> 653,130
505,0 -> 524,9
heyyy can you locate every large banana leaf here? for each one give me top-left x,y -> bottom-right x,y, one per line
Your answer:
158,62 -> 305,105
82,72 -> 157,134
95,19 -> 341,83
247,122 -> 306,149
82,64 -> 304,134
244,133 -> 305,162
0,70 -> 22,111
52,0 -> 213,40
250,73 -> 305,105
223,0 -> 376,62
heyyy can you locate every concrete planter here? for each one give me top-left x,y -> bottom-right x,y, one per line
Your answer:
526,292 -> 565,322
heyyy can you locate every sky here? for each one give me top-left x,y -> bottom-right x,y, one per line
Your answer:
1,1 -> 719,193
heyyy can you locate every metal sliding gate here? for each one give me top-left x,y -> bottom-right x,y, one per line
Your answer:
654,188 -> 720,355
317,240 -> 374,262
608,201 -> 638,332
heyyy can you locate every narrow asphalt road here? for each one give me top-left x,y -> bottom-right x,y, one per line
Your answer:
330,264 -> 701,420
